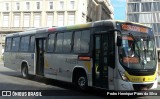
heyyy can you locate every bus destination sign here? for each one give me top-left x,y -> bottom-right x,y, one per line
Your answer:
121,24 -> 149,33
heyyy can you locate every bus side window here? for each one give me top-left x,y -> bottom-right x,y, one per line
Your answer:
20,36 -> 30,52
73,31 -> 81,53
47,34 -> 55,52
81,30 -> 90,53
55,33 -> 63,52
63,32 -> 72,53
29,36 -> 35,52
11,37 -> 20,52
73,30 -> 90,53
5,38 -> 12,52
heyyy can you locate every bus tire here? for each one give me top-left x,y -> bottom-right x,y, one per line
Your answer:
75,73 -> 88,90
21,64 -> 29,79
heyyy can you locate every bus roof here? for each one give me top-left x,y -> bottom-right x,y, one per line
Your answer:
5,20 -> 150,38
115,20 -> 150,28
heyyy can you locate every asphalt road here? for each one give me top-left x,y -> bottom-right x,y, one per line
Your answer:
0,63 -> 160,99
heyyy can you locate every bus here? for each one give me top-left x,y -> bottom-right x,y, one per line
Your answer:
4,20 -> 158,91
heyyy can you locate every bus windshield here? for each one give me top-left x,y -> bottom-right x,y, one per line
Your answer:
119,33 -> 157,70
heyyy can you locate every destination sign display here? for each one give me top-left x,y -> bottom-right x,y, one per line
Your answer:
121,24 -> 149,33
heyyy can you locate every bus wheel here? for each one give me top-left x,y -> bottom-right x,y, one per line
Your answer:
21,65 -> 29,79
76,73 -> 88,90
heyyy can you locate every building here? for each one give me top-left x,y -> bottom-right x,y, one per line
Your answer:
126,0 -> 160,57
0,0 -> 114,56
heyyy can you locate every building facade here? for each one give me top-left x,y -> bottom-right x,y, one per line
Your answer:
0,0 -> 114,56
126,0 -> 160,53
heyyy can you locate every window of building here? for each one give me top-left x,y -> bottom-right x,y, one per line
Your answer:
26,2 -> 30,10
34,14 -> 41,27
13,14 -> 20,27
29,36 -> 35,52
49,2 -> 53,9
152,2 -> 160,11
36,2 -> 40,10
5,38 -> 12,51
70,1 -> 75,9
47,13 -> 54,27
47,34 -> 55,52
5,3 -> 9,11
16,2 -> 20,10
152,13 -> 160,23
57,13 -> 64,26
128,14 -> 139,22
59,1 -> 64,9
128,0 -> 141,2
11,37 -> 20,52
152,23 -> 160,33
139,13 -> 153,23
73,30 -> 90,53
20,36 -> 30,52
24,14 -> 30,27
141,2 -> 152,12
68,13 -> 75,25
128,3 -> 139,12
3,15 -> 9,27
155,36 -> 160,48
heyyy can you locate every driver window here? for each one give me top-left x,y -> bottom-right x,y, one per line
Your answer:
122,36 -> 135,57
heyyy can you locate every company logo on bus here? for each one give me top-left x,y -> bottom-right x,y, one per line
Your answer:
121,24 -> 149,33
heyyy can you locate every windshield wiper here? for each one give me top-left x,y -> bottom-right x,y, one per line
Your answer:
129,33 -> 140,57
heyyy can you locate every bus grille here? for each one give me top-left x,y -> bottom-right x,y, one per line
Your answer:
133,83 -> 153,91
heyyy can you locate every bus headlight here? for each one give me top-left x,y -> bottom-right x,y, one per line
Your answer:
118,70 -> 129,81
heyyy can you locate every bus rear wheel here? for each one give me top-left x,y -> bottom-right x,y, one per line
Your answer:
21,65 -> 29,79
76,73 -> 88,90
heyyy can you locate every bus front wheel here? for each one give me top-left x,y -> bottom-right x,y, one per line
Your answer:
21,64 -> 29,79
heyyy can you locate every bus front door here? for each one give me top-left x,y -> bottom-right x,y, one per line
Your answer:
36,38 -> 46,76
93,34 -> 111,89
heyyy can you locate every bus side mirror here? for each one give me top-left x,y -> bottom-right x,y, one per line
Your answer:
117,36 -> 122,46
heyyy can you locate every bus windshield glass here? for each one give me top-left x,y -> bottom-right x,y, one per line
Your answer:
118,24 -> 157,70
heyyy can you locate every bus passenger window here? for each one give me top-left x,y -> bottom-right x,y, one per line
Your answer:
47,34 -> 55,52
73,31 -> 81,53
20,36 -> 29,52
63,32 -> 72,53
81,30 -> 90,53
11,37 -> 20,52
55,33 -> 63,52
73,30 -> 90,53
5,38 -> 12,52
29,36 -> 35,52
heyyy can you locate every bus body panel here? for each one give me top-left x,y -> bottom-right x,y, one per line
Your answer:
44,53 -> 92,83
4,52 -> 35,75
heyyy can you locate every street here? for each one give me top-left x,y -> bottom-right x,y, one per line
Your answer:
0,63 -> 160,99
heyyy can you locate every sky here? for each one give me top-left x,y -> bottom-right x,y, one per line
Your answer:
110,0 -> 126,20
